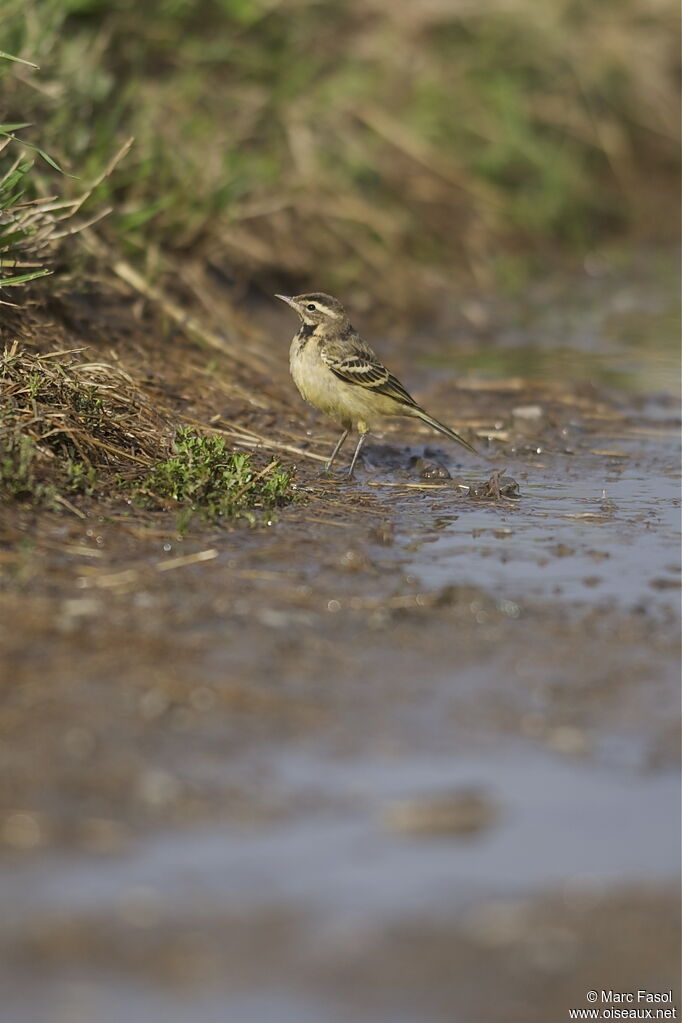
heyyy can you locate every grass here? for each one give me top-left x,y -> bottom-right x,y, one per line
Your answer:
1,0 -> 678,311
0,340 -> 164,510
0,43 -> 72,298
0,39 -> 132,312
0,134 -> 57,298
0,343 -> 296,525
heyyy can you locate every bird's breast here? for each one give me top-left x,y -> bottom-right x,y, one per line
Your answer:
289,336 -> 344,417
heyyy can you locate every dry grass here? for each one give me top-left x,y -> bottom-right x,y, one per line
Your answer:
0,136 -> 132,312
0,340 -> 171,505
0,335 -> 299,530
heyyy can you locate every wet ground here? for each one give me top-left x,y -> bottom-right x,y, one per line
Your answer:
1,250 -> 680,1021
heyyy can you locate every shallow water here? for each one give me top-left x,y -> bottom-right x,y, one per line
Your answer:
425,246 -> 680,396
7,748 -> 675,925
4,739 -> 679,1021
406,457 -> 680,610
406,271 -> 681,613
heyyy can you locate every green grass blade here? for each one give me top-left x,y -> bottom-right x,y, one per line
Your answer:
0,131 -> 74,176
0,51 -> 39,69
0,268 -> 53,287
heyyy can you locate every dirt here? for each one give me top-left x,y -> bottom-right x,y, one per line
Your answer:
1,251 -> 680,1022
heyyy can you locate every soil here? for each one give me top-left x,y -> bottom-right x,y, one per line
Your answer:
1,251 -> 680,1022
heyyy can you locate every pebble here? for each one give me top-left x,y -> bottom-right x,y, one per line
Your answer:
382,787 -> 498,837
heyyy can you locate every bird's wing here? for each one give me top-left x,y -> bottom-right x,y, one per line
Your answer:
321,337 -> 417,408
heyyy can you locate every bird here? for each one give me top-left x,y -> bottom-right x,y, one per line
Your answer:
275,291 -> 479,478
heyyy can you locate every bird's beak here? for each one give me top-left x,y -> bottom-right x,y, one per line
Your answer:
275,294 -> 298,310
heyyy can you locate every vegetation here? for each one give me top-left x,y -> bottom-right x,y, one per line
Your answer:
0,157 -> 54,291
0,432 -> 59,508
137,428 -> 294,526
0,45 -> 129,309
0,344 -> 295,523
0,341 -> 160,506
1,0 -> 678,306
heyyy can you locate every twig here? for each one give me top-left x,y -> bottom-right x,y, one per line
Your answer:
53,494 -> 86,518
228,458 -> 278,506
155,548 -> 218,572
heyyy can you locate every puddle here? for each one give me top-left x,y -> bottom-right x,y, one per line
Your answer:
404,457 -> 681,610
2,745 -> 679,1022
373,255 -> 681,613
4,748 -> 679,925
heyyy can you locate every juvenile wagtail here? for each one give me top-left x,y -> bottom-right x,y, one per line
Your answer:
276,291 -> 479,477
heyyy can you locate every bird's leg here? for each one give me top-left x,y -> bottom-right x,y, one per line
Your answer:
347,433 -> 366,478
324,429 -> 349,473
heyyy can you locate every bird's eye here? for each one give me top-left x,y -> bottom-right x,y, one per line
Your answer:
306,303 -> 316,311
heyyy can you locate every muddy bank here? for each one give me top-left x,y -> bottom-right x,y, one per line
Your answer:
0,254 -> 680,1022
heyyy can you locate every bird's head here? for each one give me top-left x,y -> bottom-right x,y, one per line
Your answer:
275,292 -> 348,329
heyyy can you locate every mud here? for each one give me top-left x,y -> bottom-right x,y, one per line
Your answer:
1,250 -> 680,1021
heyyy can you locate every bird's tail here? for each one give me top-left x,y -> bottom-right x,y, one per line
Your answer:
412,406 -> 480,456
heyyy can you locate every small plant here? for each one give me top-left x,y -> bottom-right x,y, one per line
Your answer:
0,431 -> 57,508
63,458 -> 97,495
0,424 -> 97,508
136,428 -> 295,525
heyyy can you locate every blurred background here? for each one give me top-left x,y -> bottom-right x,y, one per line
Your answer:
2,0 -> 680,309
